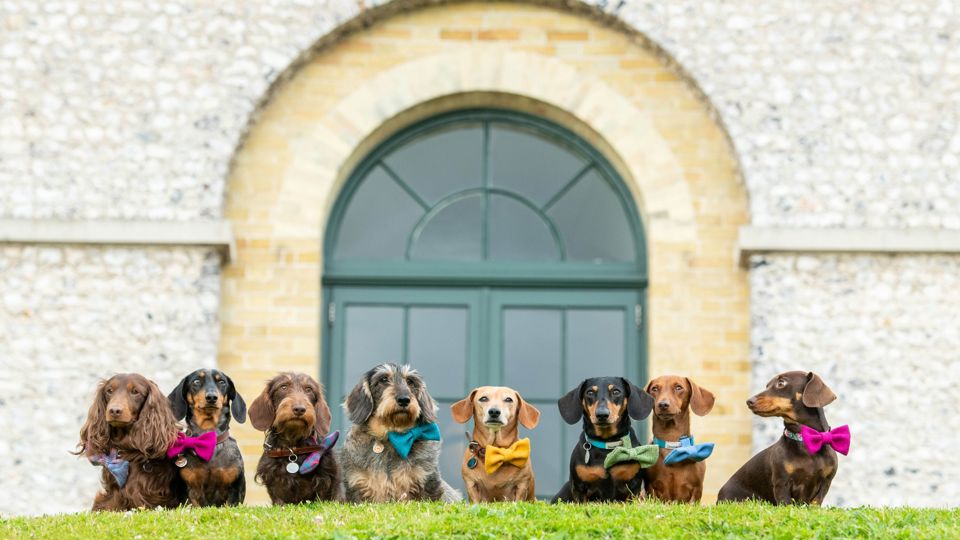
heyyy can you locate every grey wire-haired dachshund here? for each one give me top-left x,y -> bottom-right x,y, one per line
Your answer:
340,363 -> 462,502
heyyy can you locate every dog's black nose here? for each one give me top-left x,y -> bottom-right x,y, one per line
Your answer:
293,405 -> 307,416
108,406 -> 122,417
205,393 -> 218,404
595,410 -> 610,422
658,400 -> 670,410
746,397 -> 757,408
396,395 -> 411,407
488,408 -> 501,418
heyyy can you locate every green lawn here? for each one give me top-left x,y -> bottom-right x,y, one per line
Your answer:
2,502 -> 957,540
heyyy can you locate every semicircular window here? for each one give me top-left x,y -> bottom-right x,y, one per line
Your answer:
331,111 -> 641,266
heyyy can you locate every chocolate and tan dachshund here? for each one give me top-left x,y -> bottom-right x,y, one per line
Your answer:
718,371 -> 847,505
167,368 -> 247,507
552,377 -> 655,502
77,373 -> 184,511
643,375 -> 716,503
451,386 -> 541,502
249,372 -> 342,504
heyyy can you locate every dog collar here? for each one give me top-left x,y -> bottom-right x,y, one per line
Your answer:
584,433 -> 632,450
653,435 -> 695,449
783,428 -> 804,442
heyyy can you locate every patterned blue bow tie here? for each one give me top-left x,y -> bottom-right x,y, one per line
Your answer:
299,431 -> 340,475
89,449 -> 130,487
386,423 -> 441,459
654,436 -> 715,465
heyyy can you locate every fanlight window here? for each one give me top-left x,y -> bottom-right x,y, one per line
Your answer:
332,112 -> 639,265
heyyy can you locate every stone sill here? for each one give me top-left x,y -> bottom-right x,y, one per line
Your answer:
0,219 -> 235,262
737,226 -> 960,267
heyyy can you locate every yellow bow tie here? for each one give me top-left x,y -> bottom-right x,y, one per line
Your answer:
484,438 -> 531,474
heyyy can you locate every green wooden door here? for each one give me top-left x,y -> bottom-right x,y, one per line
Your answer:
325,286 -> 644,499
321,109 -> 648,499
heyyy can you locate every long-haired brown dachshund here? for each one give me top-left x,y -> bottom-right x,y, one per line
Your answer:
643,375 -> 716,503
249,372 -> 341,504
76,373 -> 184,511
451,386 -> 540,502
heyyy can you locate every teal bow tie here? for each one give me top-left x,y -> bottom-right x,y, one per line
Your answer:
654,436 -> 715,465
603,444 -> 660,469
386,423 -> 441,459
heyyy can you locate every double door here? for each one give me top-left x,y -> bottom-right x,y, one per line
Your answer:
324,286 -> 645,498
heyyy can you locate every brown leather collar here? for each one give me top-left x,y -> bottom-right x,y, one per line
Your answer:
184,428 -> 231,445
468,440 -> 486,460
265,444 -> 327,458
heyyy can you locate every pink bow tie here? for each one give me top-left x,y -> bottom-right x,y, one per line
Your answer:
167,431 -> 217,462
800,425 -> 850,456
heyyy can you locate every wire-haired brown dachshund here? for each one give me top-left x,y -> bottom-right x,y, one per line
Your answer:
249,372 -> 342,504
76,373 -> 184,511
167,369 -> 247,507
552,377 -> 656,503
451,386 -> 541,502
718,371 -> 849,505
643,375 -> 716,503
340,363 -> 461,502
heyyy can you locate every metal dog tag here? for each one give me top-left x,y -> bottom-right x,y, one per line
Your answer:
286,461 -> 300,474
467,457 -> 477,469
583,443 -> 591,463
175,456 -> 188,468
373,442 -> 385,454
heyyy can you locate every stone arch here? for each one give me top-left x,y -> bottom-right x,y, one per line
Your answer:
221,0 -> 749,503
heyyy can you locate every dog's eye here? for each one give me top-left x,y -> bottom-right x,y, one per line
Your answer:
218,380 -> 226,386
279,384 -> 288,391
305,387 -> 315,394
611,389 -> 621,397
192,380 -> 201,387
405,377 -> 417,387
379,376 -> 390,385
478,396 -> 488,402
130,388 -> 140,396
776,379 -> 787,388
504,397 -> 513,403
674,384 -> 683,393
649,386 -> 658,393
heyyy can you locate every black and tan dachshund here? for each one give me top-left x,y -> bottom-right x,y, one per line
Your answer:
167,369 -> 247,507
552,377 -> 655,502
718,371 -> 846,505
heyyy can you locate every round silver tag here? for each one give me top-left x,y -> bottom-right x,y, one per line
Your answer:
175,456 -> 188,468
286,461 -> 300,474
372,442 -> 385,454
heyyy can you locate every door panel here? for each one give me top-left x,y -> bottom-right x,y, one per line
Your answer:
325,286 -> 643,500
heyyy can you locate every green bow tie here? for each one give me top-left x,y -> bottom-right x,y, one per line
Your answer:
603,444 -> 660,469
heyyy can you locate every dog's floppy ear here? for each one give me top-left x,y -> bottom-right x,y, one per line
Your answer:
415,379 -> 439,425
166,374 -> 190,421
77,379 -> 111,457
558,381 -> 586,424
450,389 -> 477,424
344,378 -> 374,425
687,377 -> 715,416
224,374 -> 247,424
623,377 -> 654,420
802,372 -> 836,408
248,384 -> 276,431
133,379 -> 180,459
314,384 -> 332,435
517,391 -> 540,430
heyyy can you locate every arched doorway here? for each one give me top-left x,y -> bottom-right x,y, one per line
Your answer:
322,109 -> 647,497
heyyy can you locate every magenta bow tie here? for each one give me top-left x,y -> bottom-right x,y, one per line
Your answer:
799,425 -> 850,456
166,431 -> 217,462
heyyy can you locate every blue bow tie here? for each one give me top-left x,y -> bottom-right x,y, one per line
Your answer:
89,449 -> 130,487
386,423 -> 441,459
654,436 -> 715,465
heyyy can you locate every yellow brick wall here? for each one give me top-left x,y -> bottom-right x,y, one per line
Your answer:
222,1 -> 749,504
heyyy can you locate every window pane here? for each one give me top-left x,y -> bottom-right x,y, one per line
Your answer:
410,195 -> 483,261
343,306 -> 404,390
335,166 -> 424,260
383,124 -> 483,205
503,308 -> 562,400
489,124 -> 587,206
408,307 -> 468,400
436,399 -> 467,497
566,309 -> 626,385
547,170 -> 636,262
527,409 -> 564,498
488,195 -> 559,262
